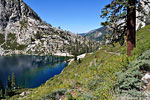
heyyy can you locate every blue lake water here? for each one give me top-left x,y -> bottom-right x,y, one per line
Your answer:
0,55 -> 67,88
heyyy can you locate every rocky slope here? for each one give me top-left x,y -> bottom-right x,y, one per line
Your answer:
0,0 -> 98,56
136,0 -> 150,30
79,27 -> 107,41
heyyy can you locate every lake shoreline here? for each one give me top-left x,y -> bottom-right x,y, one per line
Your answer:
0,52 -> 74,57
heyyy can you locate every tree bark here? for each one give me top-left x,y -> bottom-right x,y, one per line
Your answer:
127,0 -> 136,56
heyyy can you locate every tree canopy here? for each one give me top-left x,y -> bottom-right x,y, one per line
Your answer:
101,0 -> 150,56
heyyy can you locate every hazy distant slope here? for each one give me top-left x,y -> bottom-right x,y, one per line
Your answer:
79,27 -> 107,41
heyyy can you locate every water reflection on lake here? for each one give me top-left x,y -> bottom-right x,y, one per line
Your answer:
0,55 -> 67,88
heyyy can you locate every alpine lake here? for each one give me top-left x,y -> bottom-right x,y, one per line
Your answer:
0,55 -> 68,88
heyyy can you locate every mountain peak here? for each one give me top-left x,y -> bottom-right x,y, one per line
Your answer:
0,0 -> 41,30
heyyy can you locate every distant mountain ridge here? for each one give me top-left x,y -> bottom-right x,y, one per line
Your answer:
79,27 -> 107,41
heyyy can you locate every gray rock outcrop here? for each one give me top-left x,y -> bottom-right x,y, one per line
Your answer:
136,0 -> 150,30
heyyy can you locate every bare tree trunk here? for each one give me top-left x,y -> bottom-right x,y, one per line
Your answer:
127,0 -> 136,56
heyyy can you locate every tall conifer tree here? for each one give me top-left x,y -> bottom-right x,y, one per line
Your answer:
0,89 -> 4,98
5,86 -> 9,97
0,80 -> 4,98
11,73 -> 17,89
8,76 -> 11,89
101,0 -> 149,56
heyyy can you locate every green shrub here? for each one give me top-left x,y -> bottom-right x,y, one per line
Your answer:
7,33 -> 16,40
35,31 -> 42,39
115,50 -> 150,96
19,20 -> 27,28
16,45 -> 27,50
131,26 -> 150,57
1,33 -> 27,50
76,92 -> 97,100
67,93 -> 74,100
138,50 -> 150,60
40,89 -> 67,100
0,34 -> 5,44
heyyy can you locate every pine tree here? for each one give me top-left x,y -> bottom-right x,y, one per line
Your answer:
11,73 -> 17,89
0,80 -> 4,98
75,38 -> 79,54
78,58 -> 81,63
0,80 -> 3,90
5,86 -> 9,97
85,44 -> 89,53
126,0 -> 136,56
0,89 -> 4,98
101,0 -> 149,56
8,76 -> 11,89
0,80 -> 4,96
74,54 -> 77,61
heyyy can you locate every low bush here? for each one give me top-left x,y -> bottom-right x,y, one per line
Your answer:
0,34 -> 5,44
115,50 -> 150,96
40,89 -> 67,100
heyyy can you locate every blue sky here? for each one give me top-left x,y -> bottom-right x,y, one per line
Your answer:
23,0 -> 110,33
